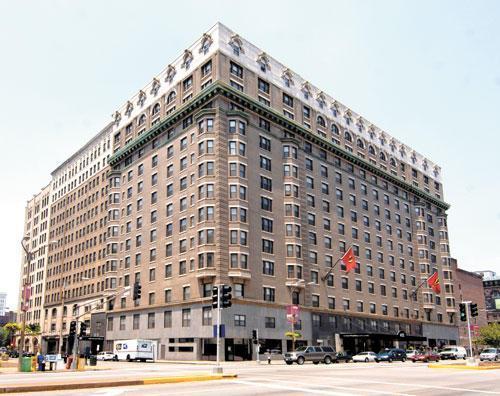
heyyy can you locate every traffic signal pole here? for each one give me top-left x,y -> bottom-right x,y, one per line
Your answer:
462,300 -> 474,359
215,285 -> 222,373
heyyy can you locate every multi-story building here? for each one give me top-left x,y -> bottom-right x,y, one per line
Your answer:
17,184 -> 51,352
41,124 -> 113,354
476,270 -> 500,324
454,263 -> 487,350
0,292 -> 6,316
20,23 -> 459,360
101,23 -> 458,360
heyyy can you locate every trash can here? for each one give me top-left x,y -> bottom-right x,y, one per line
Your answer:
21,357 -> 32,372
89,355 -> 97,366
77,357 -> 86,371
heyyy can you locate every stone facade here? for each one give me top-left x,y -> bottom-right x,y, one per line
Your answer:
21,23 -> 459,360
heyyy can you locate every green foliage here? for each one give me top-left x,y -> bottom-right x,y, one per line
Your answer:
3,322 -> 21,334
0,327 -> 9,347
25,323 -> 41,336
476,323 -> 500,348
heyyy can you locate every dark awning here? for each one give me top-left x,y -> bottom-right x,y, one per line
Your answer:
340,332 -> 426,341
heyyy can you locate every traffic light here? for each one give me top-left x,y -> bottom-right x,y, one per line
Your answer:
252,329 -> 258,344
133,282 -> 142,301
69,320 -> 77,336
459,303 -> 467,322
79,322 -> 87,337
221,285 -> 232,308
212,286 -> 219,309
470,303 -> 478,317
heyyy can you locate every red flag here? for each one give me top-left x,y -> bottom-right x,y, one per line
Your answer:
341,247 -> 356,273
427,271 -> 441,294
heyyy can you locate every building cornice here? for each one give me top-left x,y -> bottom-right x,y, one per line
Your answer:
109,81 -> 450,211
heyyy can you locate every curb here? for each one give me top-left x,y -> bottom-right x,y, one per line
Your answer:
429,364 -> 500,370
0,374 -> 237,393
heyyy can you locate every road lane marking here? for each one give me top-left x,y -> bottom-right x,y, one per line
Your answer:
249,378 -> 414,396
231,379 -> 354,395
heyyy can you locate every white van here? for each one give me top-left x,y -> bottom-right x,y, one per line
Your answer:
113,339 -> 156,362
439,346 -> 467,360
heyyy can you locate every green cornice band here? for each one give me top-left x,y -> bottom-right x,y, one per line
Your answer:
109,81 -> 450,211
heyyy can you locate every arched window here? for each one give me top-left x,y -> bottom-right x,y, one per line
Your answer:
51,308 -> 57,317
390,158 -> 396,167
331,124 -> 339,135
317,116 -> 326,128
138,114 -> 146,126
379,152 -> 386,161
368,145 -> 376,155
357,139 -> 365,149
152,103 -> 161,116
167,90 -> 176,104
344,131 -> 352,142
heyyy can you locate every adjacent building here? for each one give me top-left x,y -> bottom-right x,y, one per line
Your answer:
0,292 -> 6,316
454,263 -> 488,349
20,23 -> 459,360
476,270 -> 500,324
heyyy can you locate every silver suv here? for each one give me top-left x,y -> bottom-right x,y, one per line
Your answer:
283,346 -> 335,365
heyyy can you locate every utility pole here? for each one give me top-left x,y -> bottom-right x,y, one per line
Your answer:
19,237 -> 31,372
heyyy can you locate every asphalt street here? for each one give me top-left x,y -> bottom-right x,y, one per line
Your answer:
7,360 -> 499,396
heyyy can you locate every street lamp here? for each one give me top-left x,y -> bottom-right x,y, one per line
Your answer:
18,236 -> 31,372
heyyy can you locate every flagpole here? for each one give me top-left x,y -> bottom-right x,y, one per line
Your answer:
410,277 -> 428,300
321,246 -> 352,281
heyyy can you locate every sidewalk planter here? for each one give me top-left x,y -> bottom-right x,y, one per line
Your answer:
77,357 -> 86,371
89,356 -> 97,366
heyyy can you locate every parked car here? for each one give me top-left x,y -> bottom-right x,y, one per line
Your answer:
334,351 -> 353,363
405,350 -> 418,359
439,346 -> 467,360
352,352 -> 377,362
8,350 -> 19,358
0,347 -> 7,354
411,351 -> 440,363
96,351 -> 115,361
375,348 -> 407,363
283,345 -> 336,365
479,348 -> 500,362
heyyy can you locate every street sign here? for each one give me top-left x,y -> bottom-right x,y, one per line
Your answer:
79,336 -> 105,341
213,324 -> 225,338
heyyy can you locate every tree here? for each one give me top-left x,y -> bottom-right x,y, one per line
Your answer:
476,323 -> 500,348
0,327 -> 9,347
3,322 -> 21,347
26,323 -> 41,336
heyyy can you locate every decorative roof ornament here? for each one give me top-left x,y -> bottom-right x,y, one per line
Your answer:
368,126 -> 376,140
229,34 -> 244,55
356,117 -> 365,131
199,33 -> 213,54
257,52 -> 270,72
316,91 -> 327,107
411,151 -> 418,164
399,145 -> 406,157
124,101 -> 134,117
378,131 -> 386,145
165,65 -> 176,83
422,160 -> 428,171
137,90 -> 146,107
150,78 -> 160,96
181,50 -> 193,69
433,165 -> 440,177
330,101 -> 340,117
281,68 -> 294,86
113,111 -> 122,126
343,110 -> 352,125
301,81 -> 312,99
389,138 -> 397,152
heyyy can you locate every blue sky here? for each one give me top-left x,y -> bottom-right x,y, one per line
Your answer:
1,0 -> 499,308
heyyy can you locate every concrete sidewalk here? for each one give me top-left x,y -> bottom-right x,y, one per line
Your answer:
0,373 -> 237,393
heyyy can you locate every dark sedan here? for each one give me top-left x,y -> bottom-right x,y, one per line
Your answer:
375,348 -> 407,363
